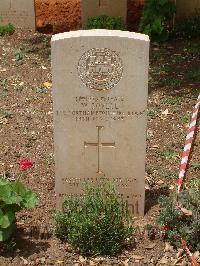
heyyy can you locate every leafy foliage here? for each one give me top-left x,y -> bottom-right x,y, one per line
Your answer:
55,181 -> 134,256
186,68 -> 200,82
175,15 -> 200,39
85,15 -> 126,30
15,49 -> 23,62
139,0 -> 176,42
0,178 -> 38,241
0,23 -> 15,36
159,78 -> 181,88
161,95 -> 182,105
158,177 -> 200,251
36,84 -> 45,93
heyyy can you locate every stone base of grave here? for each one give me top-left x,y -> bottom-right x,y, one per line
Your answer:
35,0 -> 144,33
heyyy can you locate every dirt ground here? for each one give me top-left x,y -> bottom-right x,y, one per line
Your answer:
0,29 -> 199,265
35,0 -> 144,33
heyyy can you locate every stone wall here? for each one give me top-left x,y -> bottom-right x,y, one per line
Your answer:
35,0 -> 81,33
35,0 -> 144,33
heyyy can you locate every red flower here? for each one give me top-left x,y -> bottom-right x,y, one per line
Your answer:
19,160 -> 33,170
160,225 -> 169,232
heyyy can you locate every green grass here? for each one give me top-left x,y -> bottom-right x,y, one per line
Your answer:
160,149 -> 177,160
147,108 -> 158,119
0,79 -> 7,89
161,95 -> 181,105
151,50 -> 163,60
186,68 -> 200,82
173,54 -> 186,63
175,15 -> 200,39
191,162 -> 200,170
0,80 -> 8,97
180,114 -> 190,123
176,131 -> 185,148
184,42 -> 200,55
154,65 -> 171,75
15,49 -> 23,62
35,85 -> 45,93
0,23 -> 15,36
3,111 -> 12,119
159,78 -> 181,88
160,169 -> 177,179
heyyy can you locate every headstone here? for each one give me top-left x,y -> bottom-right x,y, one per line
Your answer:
52,30 -> 149,216
0,0 -> 35,30
176,0 -> 200,20
81,0 -> 127,28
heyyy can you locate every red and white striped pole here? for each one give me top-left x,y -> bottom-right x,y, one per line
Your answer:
180,238 -> 199,266
176,93 -> 200,266
155,95 -> 200,265
164,94 -> 200,265
177,94 -> 200,194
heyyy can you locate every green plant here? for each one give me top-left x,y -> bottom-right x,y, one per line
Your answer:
180,114 -> 190,123
147,108 -> 158,119
160,149 -> 177,160
161,95 -> 181,105
175,131 -> 186,149
0,23 -> 15,36
186,68 -> 200,82
35,85 -> 44,93
15,49 -> 23,61
139,0 -> 176,42
154,64 -> 171,74
151,49 -> 163,60
160,169 -> 177,180
0,178 -> 38,241
3,240 -> 17,252
175,15 -> 200,39
191,162 -> 200,170
3,111 -> 12,119
0,79 -> 8,97
159,78 -> 181,87
158,177 -> 200,251
173,54 -> 186,63
0,79 -> 6,87
85,15 -> 126,30
183,41 -> 200,56
55,181 -> 134,256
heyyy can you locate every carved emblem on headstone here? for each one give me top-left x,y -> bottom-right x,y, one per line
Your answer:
78,48 -> 123,91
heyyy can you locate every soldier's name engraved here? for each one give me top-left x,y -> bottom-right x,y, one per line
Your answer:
56,109 -> 146,122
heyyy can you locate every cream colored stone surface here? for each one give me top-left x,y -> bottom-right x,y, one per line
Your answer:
176,0 -> 200,19
81,0 -> 127,28
0,0 -> 35,30
52,30 -> 149,216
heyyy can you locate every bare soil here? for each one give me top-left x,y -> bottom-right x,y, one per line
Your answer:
0,30 -> 199,266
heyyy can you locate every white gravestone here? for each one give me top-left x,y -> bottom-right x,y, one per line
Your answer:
52,30 -> 149,216
0,0 -> 35,30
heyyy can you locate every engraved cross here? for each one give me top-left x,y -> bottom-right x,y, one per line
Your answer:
84,126 -> 115,174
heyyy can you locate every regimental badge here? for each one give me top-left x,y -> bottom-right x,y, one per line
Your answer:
78,48 -> 123,91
